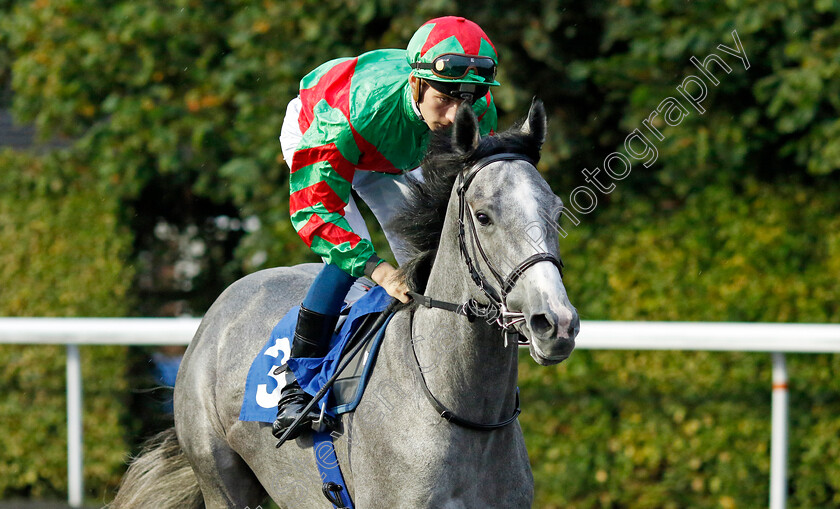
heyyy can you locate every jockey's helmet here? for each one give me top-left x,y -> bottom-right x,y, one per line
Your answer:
407,16 -> 500,104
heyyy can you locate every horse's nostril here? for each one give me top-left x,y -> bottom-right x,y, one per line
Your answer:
567,314 -> 580,338
529,314 -> 554,337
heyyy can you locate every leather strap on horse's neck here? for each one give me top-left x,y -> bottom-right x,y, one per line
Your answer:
406,290 -> 493,322
406,291 -> 464,315
408,310 -> 521,431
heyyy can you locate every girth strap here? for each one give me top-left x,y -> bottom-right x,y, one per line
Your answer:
313,431 -> 354,509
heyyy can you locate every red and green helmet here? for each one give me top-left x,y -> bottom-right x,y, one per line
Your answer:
407,17 -> 500,101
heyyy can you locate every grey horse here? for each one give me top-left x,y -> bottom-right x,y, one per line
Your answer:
109,100 -> 579,509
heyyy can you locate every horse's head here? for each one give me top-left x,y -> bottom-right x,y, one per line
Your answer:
450,100 -> 579,365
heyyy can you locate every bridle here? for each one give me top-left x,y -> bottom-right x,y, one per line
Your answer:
407,152 -> 565,431
458,153 -> 565,336
408,153 -> 565,341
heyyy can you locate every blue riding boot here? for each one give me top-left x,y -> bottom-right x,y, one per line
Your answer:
272,306 -> 340,441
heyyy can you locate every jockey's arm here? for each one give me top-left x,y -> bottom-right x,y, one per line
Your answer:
289,112 -> 411,303
289,116 -> 375,278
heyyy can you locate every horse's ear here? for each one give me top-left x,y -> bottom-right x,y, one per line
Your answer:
452,104 -> 480,154
520,98 -> 546,147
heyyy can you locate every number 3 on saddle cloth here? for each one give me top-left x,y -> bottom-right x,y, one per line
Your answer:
239,282 -> 394,425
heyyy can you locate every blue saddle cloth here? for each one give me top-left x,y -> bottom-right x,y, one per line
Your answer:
239,285 -> 392,423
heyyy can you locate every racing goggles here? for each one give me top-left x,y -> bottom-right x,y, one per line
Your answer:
412,53 -> 497,83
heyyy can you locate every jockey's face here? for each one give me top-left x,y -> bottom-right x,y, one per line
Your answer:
411,75 -> 464,131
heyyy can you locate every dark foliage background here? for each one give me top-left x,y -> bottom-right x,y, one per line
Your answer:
1,0 -> 838,506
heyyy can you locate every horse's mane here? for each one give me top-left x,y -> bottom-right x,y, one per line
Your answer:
389,120 -> 543,294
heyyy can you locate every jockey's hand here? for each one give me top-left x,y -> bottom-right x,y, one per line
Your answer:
371,262 -> 411,303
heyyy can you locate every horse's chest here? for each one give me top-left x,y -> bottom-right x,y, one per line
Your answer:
349,421 -> 533,508
346,326 -> 533,507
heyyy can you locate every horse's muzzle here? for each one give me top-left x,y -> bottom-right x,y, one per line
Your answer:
525,306 -> 578,365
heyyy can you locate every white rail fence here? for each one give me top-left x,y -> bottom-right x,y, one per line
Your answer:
1,318 -> 839,508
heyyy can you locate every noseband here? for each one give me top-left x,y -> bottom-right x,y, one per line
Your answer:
407,153 -> 565,431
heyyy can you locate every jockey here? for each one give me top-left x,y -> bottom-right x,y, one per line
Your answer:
273,16 -> 500,441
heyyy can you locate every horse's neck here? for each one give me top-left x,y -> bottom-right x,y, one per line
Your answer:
410,191 -> 520,422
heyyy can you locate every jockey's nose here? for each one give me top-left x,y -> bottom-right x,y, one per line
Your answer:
445,103 -> 459,123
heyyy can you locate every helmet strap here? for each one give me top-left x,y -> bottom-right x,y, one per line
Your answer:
412,77 -> 422,102
412,78 -> 426,121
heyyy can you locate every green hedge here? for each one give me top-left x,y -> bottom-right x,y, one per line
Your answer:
0,149 -> 134,501
2,0 -> 839,506
564,178 -> 840,323
520,351 -> 840,508
519,177 -> 840,507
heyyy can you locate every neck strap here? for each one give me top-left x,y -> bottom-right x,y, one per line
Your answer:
408,309 -> 521,431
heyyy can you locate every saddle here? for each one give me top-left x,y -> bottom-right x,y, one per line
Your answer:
330,309 -> 387,413
239,280 -> 393,424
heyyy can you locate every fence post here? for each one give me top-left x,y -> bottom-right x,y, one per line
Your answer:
67,344 -> 84,507
770,352 -> 788,509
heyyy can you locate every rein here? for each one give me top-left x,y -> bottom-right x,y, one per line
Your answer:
406,152 -> 564,431
408,309 -> 521,431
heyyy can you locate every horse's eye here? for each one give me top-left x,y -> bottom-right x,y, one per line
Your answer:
475,212 -> 492,226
